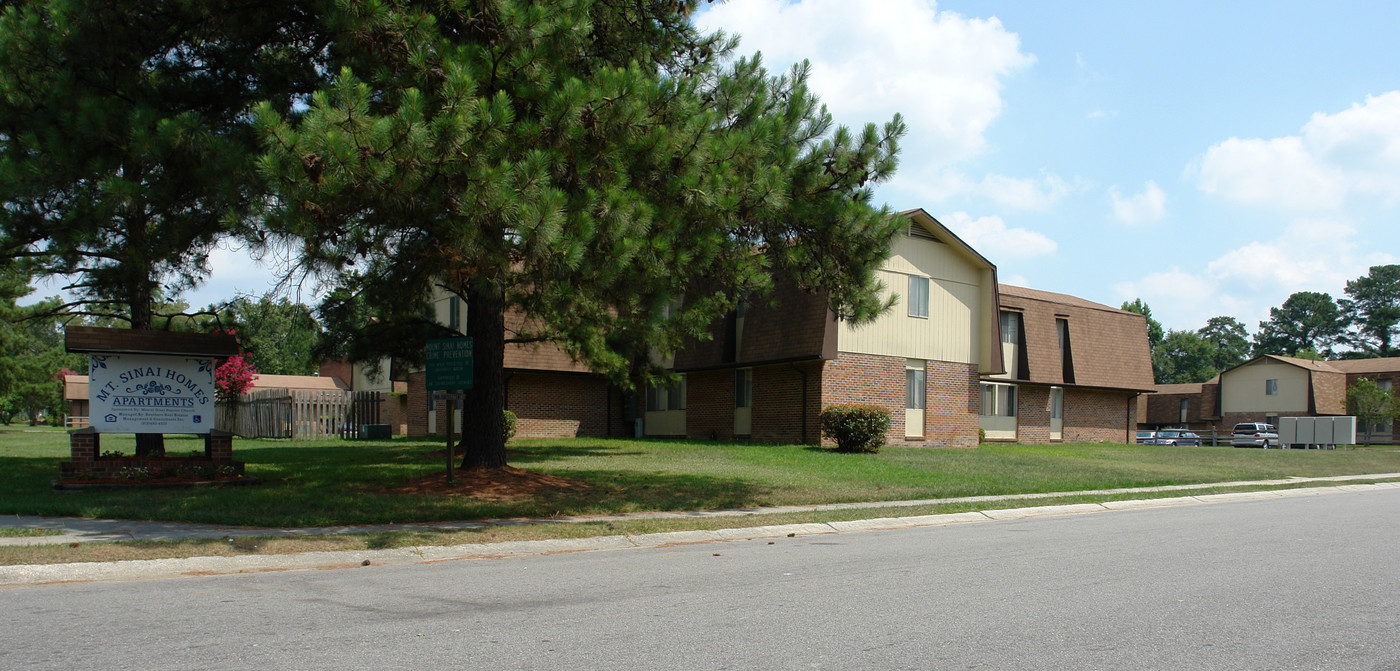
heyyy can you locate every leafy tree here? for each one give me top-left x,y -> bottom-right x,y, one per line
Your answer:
1252,291 -> 1342,357
1152,329 -> 1217,384
1197,316 -> 1250,372
258,2 -> 906,469
1121,298 -> 1163,348
1347,378 -> 1398,445
0,271 -> 83,425
1339,264 -> 1400,358
222,296 -> 321,375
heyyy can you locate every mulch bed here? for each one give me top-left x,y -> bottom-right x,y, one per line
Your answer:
381,466 -> 591,500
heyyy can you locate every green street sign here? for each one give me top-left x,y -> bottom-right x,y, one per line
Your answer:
425,337 -> 473,390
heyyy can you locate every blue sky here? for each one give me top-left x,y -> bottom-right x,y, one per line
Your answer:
44,1 -> 1398,336
694,0 -> 1400,334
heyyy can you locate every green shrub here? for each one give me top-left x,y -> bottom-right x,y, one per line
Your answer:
819,405 -> 892,453
503,409 -> 518,443
978,427 -> 986,444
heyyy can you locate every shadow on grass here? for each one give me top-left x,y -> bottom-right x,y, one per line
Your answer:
522,469 -> 771,514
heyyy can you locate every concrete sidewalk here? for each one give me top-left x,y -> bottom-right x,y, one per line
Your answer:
4,472 -> 1400,547
4,477 -> 1400,588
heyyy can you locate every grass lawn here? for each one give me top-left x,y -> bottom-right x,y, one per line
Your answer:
4,424 -> 1400,528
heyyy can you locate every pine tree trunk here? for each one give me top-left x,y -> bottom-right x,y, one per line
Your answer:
459,278 -> 506,470
126,249 -> 166,458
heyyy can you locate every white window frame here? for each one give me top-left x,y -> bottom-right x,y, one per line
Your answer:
1265,379 -> 1278,396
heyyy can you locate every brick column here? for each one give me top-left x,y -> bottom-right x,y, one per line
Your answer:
69,427 -> 99,463
206,430 -> 233,462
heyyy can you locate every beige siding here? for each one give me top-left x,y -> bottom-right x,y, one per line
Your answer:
1222,360 -> 1310,414
882,235 -> 983,286
838,237 -> 983,364
645,410 -> 685,436
353,358 -> 396,392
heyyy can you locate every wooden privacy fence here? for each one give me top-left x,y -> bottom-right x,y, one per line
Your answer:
216,390 -> 384,440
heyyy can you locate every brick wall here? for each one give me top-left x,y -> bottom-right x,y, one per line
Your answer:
750,361 -> 824,444
1060,388 -> 1134,443
922,360 -> 981,448
821,353 -> 980,448
409,369 -> 622,439
821,352 -> 907,445
407,371 -> 431,437
507,372 -> 622,438
59,429 -> 244,479
1016,385 -> 1051,444
318,359 -> 354,387
685,369 -> 734,441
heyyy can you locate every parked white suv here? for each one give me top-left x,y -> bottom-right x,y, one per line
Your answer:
1231,422 -> 1281,448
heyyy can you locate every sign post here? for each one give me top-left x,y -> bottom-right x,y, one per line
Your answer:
425,338 -> 473,484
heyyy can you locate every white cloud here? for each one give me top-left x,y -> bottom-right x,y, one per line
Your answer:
1112,269 -> 1217,329
942,212 -> 1057,260
695,0 -> 1034,169
1114,219 -> 1397,330
1109,180 -> 1166,225
977,172 -> 1083,211
1206,218 -> 1394,294
1194,91 -> 1400,210
1086,109 -> 1118,120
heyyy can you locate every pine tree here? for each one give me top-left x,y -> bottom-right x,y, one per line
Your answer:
0,0 -> 326,327
0,0 -> 329,454
258,1 -> 906,469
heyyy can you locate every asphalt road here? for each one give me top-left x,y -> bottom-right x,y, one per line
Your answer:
6,488 -> 1400,670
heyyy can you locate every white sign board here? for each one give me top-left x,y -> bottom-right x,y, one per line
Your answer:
89,353 -> 217,434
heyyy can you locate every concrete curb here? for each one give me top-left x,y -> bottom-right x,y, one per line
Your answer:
6,480 -> 1400,589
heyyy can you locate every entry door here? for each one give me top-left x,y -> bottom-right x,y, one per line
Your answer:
734,369 -> 753,436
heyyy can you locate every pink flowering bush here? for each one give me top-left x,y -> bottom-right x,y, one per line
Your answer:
215,354 -> 258,402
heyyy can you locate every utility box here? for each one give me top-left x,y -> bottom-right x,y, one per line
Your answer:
1280,416 -> 1356,448
360,424 -> 392,440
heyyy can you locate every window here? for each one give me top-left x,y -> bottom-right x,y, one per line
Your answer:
1055,317 -> 1075,383
646,376 -> 686,412
448,296 -> 461,331
1265,414 -> 1279,427
907,276 -> 929,318
1051,387 -> 1063,420
1265,379 -> 1278,396
1179,398 -> 1189,423
979,383 -> 1017,417
734,369 -> 753,409
1001,311 -> 1019,345
905,364 -> 926,410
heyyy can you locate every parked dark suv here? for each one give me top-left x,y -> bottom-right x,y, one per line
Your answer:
1230,422 -> 1280,448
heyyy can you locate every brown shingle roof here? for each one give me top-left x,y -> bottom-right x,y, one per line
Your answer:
1325,357 -> 1400,375
996,284 -> 1156,393
997,284 -> 1128,314
1155,382 -> 1205,394
1248,355 -> 1343,374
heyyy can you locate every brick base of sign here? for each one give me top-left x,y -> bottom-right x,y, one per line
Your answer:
59,428 -> 244,480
